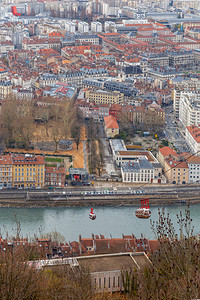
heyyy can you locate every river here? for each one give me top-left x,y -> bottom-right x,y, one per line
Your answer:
0,204 -> 199,241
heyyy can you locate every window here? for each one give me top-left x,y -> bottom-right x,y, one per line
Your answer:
113,277 -> 115,287
104,277 -> 106,288
108,277 -> 110,288
99,278 -> 101,289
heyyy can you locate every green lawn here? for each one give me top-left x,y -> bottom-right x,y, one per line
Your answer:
45,157 -> 62,163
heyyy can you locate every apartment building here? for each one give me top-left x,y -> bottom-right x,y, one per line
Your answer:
164,158 -> 188,184
39,73 -> 58,87
104,80 -> 137,97
12,155 -> 45,188
104,115 -> 119,138
0,155 -> 13,188
121,158 -> 154,183
85,90 -> 124,105
91,22 -> 103,33
172,78 -> 200,117
172,88 -> 182,117
78,21 -> 89,33
157,146 -> 178,169
0,154 -> 45,188
0,80 -> 12,98
45,167 -> 65,187
179,92 -> 200,128
185,125 -> 200,154
157,147 -> 189,184
187,156 -> 200,184
168,51 -> 195,68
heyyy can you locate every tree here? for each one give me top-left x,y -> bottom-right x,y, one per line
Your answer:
62,100 -> 76,139
1,97 -> 34,150
71,108 -> 82,150
44,265 -> 92,300
138,207 -> 200,299
16,100 -> 34,150
0,249 -> 42,300
50,105 -> 64,152
1,97 -> 18,148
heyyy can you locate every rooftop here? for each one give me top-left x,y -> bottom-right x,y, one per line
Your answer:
104,115 -> 119,129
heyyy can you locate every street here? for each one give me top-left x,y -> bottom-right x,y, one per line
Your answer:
164,105 -> 189,153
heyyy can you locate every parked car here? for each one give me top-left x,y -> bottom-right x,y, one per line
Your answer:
82,181 -> 91,186
71,181 -> 82,186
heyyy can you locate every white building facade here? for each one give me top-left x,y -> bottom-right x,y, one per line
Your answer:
188,156 -> 200,183
78,21 -> 89,33
91,22 -> 102,33
185,125 -> 200,154
179,92 -> 200,128
121,159 -> 155,183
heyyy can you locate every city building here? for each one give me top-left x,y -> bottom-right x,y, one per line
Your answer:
0,155 -> 13,189
121,158 -> 154,183
91,22 -> 102,33
77,100 -> 110,122
172,78 -> 200,117
12,155 -> 45,188
65,21 -> 76,33
185,125 -> 200,154
187,156 -> 200,184
104,115 -> 119,138
39,73 -> 58,87
85,89 -> 124,105
45,166 -> 66,187
0,80 -> 12,98
158,147 -> 189,184
179,92 -> 200,128
104,80 -> 137,97
78,21 -> 89,33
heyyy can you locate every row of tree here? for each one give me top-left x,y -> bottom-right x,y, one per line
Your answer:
0,97 -> 82,151
87,120 -> 104,176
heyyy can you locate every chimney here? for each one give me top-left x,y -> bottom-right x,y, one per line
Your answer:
92,233 -> 95,252
79,235 -> 82,255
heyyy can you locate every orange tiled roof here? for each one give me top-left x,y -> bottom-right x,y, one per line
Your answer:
104,115 -> 119,129
159,146 -> 178,157
186,125 -> 200,143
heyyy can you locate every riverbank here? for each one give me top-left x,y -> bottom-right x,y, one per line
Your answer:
0,192 -> 199,207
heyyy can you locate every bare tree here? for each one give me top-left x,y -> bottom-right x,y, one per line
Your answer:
1,97 -> 18,148
16,100 -> 34,150
71,108 -> 82,150
0,250 -> 42,300
62,99 -> 76,139
50,105 -> 64,152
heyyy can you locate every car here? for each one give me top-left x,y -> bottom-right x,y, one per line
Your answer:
82,181 -> 91,186
48,186 -> 53,189
71,181 -> 82,186
36,187 -> 41,189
